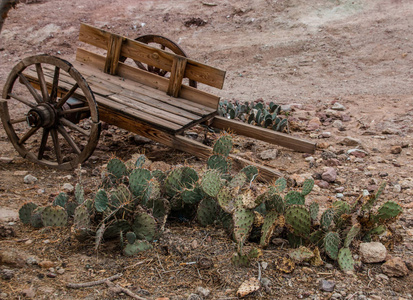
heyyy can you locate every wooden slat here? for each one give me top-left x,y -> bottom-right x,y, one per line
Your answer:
78,23 -> 225,89
210,116 -> 316,153
167,56 -> 187,97
104,34 -> 124,75
75,48 -> 221,109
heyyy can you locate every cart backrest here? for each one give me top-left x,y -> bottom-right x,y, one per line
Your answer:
75,23 -> 225,109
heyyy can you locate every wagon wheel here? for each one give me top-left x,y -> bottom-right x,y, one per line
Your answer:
121,35 -> 197,88
1,55 -> 100,170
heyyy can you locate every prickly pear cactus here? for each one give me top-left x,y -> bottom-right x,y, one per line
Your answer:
309,202 -> 319,221
104,220 -> 131,239
30,207 -> 45,228
181,186 -> 204,205
233,208 -> 255,246
132,209 -> 157,242
107,158 -> 127,180
207,155 -> 230,173
217,186 -> 236,214
373,201 -> 403,223
274,177 -> 287,193
75,183 -> 85,204
344,223 -> 361,248
285,191 -> 305,206
129,168 -> 152,199
260,210 -> 279,247
109,184 -> 133,210
146,198 -> 171,221
213,135 -> 233,157
95,189 -> 109,212
165,167 -> 198,198
41,205 -> 68,227
73,205 -> 90,229
125,231 -> 137,244
53,192 -> 68,208
285,205 -> 311,236
19,202 -> 38,225
301,178 -> 314,196
228,172 -> 248,189
266,192 -> 285,214
337,247 -> 354,271
123,240 -> 153,256
65,201 -> 78,217
231,252 -> 250,267
320,208 -> 335,231
201,169 -> 223,197
241,165 -> 259,182
197,197 -> 218,226
135,154 -> 146,168
324,231 -> 340,260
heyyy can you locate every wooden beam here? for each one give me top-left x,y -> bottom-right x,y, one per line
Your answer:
210,116 -> 316,153
104,34 -> 124,75
167,56 -> 187,97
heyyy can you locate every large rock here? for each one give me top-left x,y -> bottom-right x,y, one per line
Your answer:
321,167 -> 337,183
382,257 -> 409,277
359,242 -> 387,263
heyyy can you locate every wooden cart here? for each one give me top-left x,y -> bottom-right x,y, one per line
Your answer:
0,24 -> 315,181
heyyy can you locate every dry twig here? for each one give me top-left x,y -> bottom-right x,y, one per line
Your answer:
106,280 -> 148,300
66,273 -> 122,289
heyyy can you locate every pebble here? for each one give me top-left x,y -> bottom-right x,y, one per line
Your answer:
21,287 -> 36,298
62,183 -> 74,192
382,257 -> 409,277
188,294 -> 201,300
0,157 -> 13,163
335,186 -> 345,193
37,188 -> 45,194
390,145 -> 402,154
46,272 -> 57,278
340,136 -> 362,146
332,120 -> 343,129
23,174 -> 38,184
258,149 -> 278,160
331,292 -> 342,299
316,180 -> 329,189
321,131 -> 331,138
0,293 -> 8,299
325,263 -> 334,270
261,261 -> 268,270
1,269 -> 14,280
331,102 -> 346,111
321,167 -> 337,182
307,117 -> 322,131
39,260 -> 54,269
305,156 -> 315,162
196,287 -> 210,298
132,135 -> 152,144
376,273 -> 389,281
319,279 -> 335,292
336,193 -> 344,198
359,242 -> 387,263
26,257 -> 38,265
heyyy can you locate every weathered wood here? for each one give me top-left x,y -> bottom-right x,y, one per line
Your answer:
78,23 -> 225,89
167,56 -> 187,97
104,34 -> 124,75
210,116 -> 316,153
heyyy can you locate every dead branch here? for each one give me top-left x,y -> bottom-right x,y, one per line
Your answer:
66,273 -> 122,289
106,280 -> 148,300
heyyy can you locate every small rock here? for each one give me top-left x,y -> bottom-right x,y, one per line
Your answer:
315,180 -> 329,189
340,136 -> 361,146
133,135 -> 152,144
0,249 -> 26,267
39,260 -> 55,269
335,186 -> 345,193
281,104 -> 291,111
359,242 -> 387,263
24,174 -> 38,184
57,268 -> 65,275
376,273 -> 389,281
390,145 -> 402,154
332,120 -> 343,129
26,257 -> 38,266
261,261 -> 268,270
331,292 -> 342,299
0,293 -> 8,299
37,188 -> 45,194
382,257 -> 409,277
325,263 -> 334,270
62,183 -> 74,193
21,287 -> 36,298
307,117 -> 321,131
1,269 -> 14,280
46,272 -> 57,278
321,131 -> 331,138
187,294 -> 201,300
393,184 -> 402,193
331,102 -> 346,111
320,279 -> 335,292
0,157 -> 13,163
305,156 -> 315,163
321,167 -> 337,182
290,173 -> 312,186
336,193 -> 344,198
196,286 -> 210,298
258,149 -> 278,160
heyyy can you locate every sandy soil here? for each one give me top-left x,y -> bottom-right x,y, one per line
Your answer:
0,0 -> 413,299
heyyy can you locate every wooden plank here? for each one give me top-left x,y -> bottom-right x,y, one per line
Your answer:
78,23 -> 226,89
104,34 -> 124,75
210,116 -> 316,153
167,56 -> 187,97
75,48 -> 221,109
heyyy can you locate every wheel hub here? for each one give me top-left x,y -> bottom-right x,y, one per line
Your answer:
26,104 -> 56,128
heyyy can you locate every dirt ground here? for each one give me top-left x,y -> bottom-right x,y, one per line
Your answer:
0,0 -> 413,299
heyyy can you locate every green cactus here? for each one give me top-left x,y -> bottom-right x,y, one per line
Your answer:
151,169 -> 166,184
165,167 -> 198,198
233,208 -> 254,246
107,158 -> 127,180
65,201 -> 78,217
287,232 -> 304,248
41,205 -> 68,227
129,168 -> 152,199
240,190 -> 259,210
19,202 -> 38,225
320,208 -> 335,231
30,207 -> 45,228
132,210 -> 156,242
181,186 -> 204,205
301,178 -> 314,196
309,202 -> 319,221
217,186 -> 236,214
337,247 -> 354,271
201,169 -> 223,197
75,183 -> 85,204
344,223 -> 361,248
260,210 -> 279,247
266,191 -> 285,214
241,165 -> 259,182
110,184 -> 133,209
289,246 -> 315,263
95,189 -> 109,212
197,197 -> 218,226
73,205 -> 90,229
123,240 -> 153,256
309,230 -> 324,247
373,201 -> 403,223
274,177 -> 287,193
207,155 -> 229,173
135,154 -> 146,168
285,191 -> 305,206
125,231 -> 137,244
228,172 -> 248,189
146,198 -> 171,221
231,252 -> 250,267
285,205 -> 311,236
104,220 -> 131,239
53,192 -> 68,208
213,135 -> 233,157
324,231 -> 340,260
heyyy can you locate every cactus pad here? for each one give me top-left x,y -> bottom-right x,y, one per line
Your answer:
309,202 -> 319,221
324,231 -> 340,260
207,155 -> 229,173
146,198 -> 171,220
260,210 -> 279,247
53,192 -> 68,208
241,165 -> 259,182
165,167 -> 198,198
288,246 -> 315,263
217,186 -> 236,213
75,183 -> 85,204
266,192 -> 285,214
301,178 -> 314,196
201,169 -> 223,197
123,240 -> 153,256
228,172 -> 247,189
285,191 -> 305,206
285,205 -> 311,236
30,207 -> 45,228
320,208 -> 335,231
41,205 -> 68,227
73,205 -> 90,229
129,168 -> 152,198
107,158 -> 127,180
338,247 -> 354,271
19,202 -> 38,224
344,223 -> 361,248
213,135 -> 233,157
181,186 -> 204,205
374,201 -> 403,223
132,209 -> 156,242
104,220 -> 131,239
196,197 -> 218,226
94,189 -> 109,212
274,177 -> 287,193
233,208 -> 254,245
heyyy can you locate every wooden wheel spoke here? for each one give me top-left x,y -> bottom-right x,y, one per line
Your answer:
60,117 -> 90,136
17,73 -> 42,104
18,126 -> 40,145
8,93 -> 36,108
58,106 -> 90,116
56,83 -> 79,109
35,63 -> 50,102
10,116 -> 28,125
50,128 -> 63,164
57,125 -> 81,154
49,66 -> 60,103
38,128 -> 50,160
